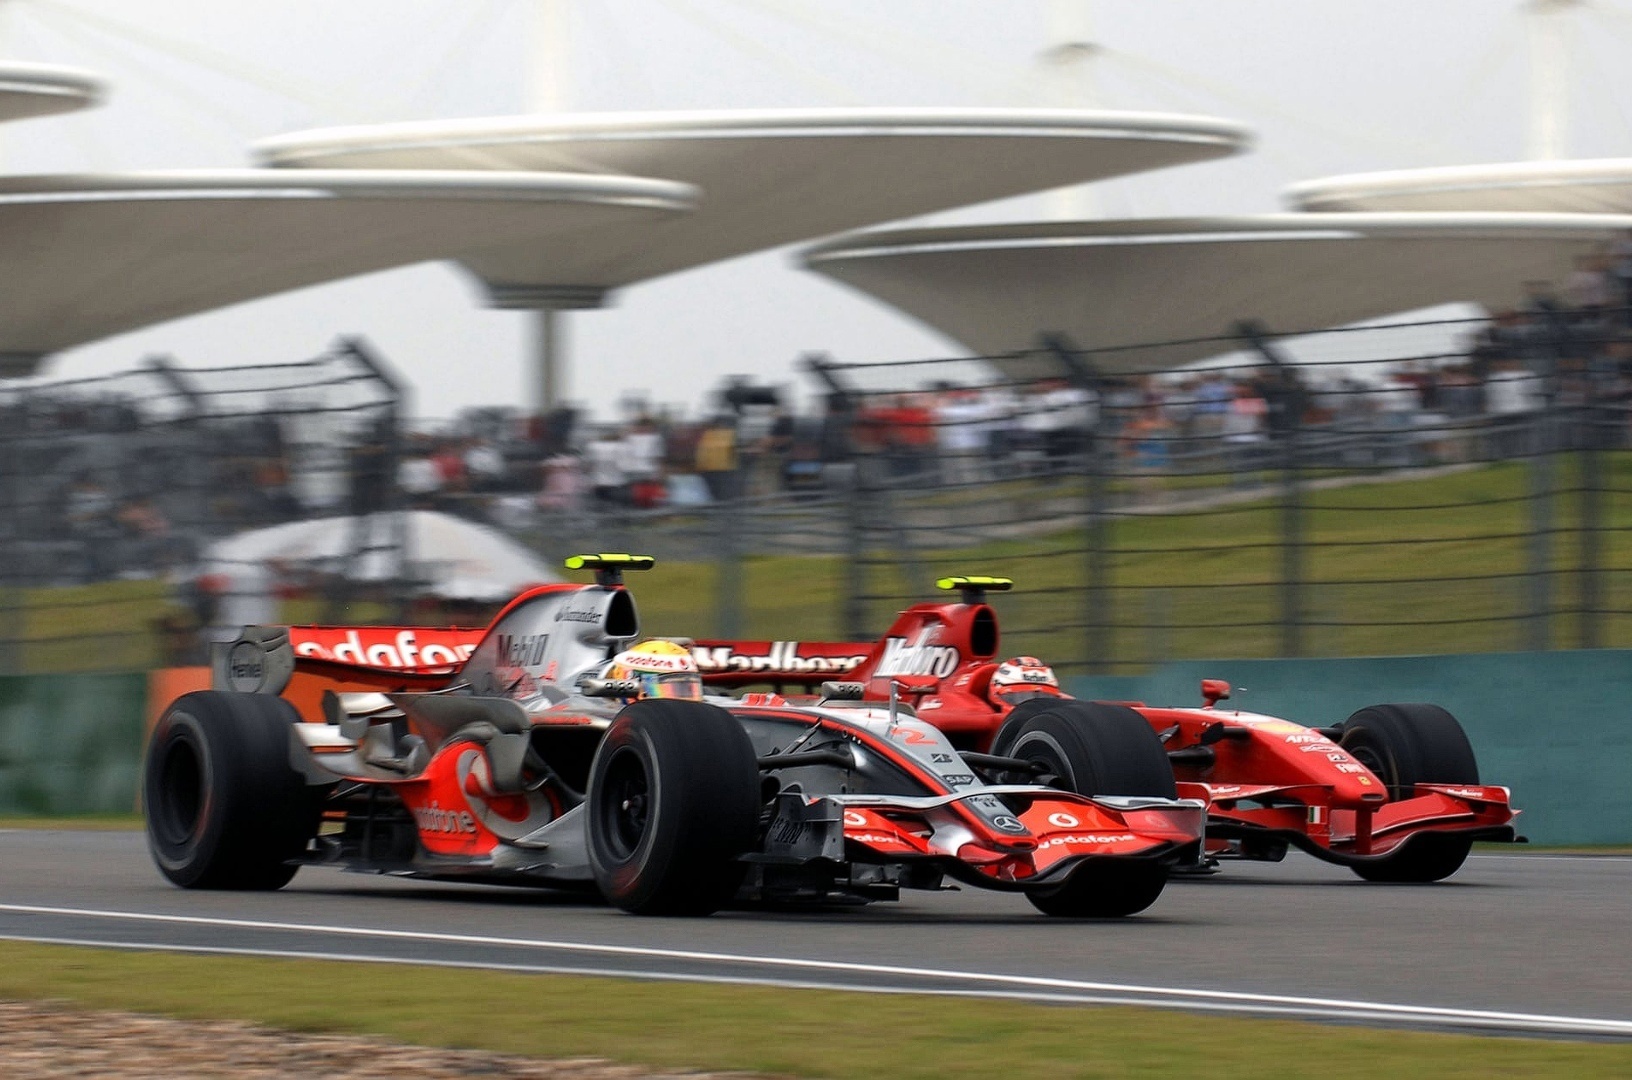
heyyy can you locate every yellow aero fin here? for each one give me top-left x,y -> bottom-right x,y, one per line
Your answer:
935,575 -> 1013,603
564,553 -> 655,586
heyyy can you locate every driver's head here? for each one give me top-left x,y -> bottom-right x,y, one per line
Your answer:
606,639 -> 703,701
989,655 -> 1062,705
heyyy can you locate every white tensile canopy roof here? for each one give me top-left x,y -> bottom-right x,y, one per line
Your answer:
0,169 -> 694,373
0,62 -> 102,123
1287,159 -> 1632,216
256,108 -> 1252,300
204,510 -> 559,601
802,213 -> 1632,369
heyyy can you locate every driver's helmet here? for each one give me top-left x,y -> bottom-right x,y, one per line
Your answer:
605,639 -> 703,701
989,655 -> 1062,705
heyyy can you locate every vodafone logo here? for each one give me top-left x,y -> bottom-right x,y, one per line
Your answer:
843,810 -> 868,827
1047,812 -> 1080,828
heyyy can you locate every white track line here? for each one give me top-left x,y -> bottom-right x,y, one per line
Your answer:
0,903 -> 1627,1038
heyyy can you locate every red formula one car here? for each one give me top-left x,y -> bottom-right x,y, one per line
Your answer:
143,556 -> 1204,917
693,576 -> 1520,883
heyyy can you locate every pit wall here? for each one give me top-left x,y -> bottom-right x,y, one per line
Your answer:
1069,650 -> 1632,846
0,654 -> 1627,844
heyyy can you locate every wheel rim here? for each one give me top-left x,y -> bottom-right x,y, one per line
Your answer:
154,734 -> 205,846
1345,737 -> 1394,791
599,747 -> 651,861
1013,732 -> 1074,791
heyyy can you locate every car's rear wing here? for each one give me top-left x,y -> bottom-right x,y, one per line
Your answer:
691,639 -> 874,688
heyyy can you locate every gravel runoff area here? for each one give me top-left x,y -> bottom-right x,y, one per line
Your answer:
0,1001 -> 769,1079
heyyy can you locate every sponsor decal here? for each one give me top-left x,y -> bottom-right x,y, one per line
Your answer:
1335,763 -> 1368,774
931,753 -> 956,764
292,629 -> 477,669
414,800 -> 476,835
991,814 -> 1028,833
770,818 -> 808,845
1210,785 -> 1242,796
843,810 -> 869,827
1300,743 -> 1339,753
941,773 -> 976,787
554,606 -> 602,624
1441,787 -> 1489,800
875,632 -> 960,679
495,633 -> 550,668
1307,806 -> 1326,825
1287,734 -> 1329,745
226,641 -> 265,692
692,642 -> 867,676
1046,812 -> 1080,828
918,699 -> 943,711
849,832 -> 902,846
1038,833 -> 1137,850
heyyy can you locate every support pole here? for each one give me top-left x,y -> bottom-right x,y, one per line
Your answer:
1237,321 -> 1305,659
483,284 -> 606,417
533,308 -> 563,413
1043,333 -> 1110,673
805,353 -> 867,640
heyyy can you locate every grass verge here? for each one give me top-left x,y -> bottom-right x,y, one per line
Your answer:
0,814 -> 141,830
0,942 -> 1627,1079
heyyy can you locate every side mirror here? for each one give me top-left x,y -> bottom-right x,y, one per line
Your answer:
1201,678 -> 1231,707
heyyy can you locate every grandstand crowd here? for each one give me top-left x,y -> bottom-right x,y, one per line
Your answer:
6,286 -> 1632,601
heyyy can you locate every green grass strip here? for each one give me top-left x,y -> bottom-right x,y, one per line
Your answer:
0,941 -> 1626,1078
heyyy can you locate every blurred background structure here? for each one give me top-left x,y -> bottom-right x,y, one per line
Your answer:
3,0 -> 1632,684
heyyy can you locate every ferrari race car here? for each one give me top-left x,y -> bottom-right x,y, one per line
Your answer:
691,576 -> 1521,883
144,556 -> 1204,917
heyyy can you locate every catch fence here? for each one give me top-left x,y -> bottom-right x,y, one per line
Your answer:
8,309 -> 1632,677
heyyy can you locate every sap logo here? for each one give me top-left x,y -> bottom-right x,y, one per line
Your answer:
941,773 -> 977,787
875,635 -> 959,679
495,633 -> 549,667
414,801 -> 476,835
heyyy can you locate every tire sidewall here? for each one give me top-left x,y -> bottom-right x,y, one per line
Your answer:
587,719 -> 675,909
145,706 -> 228,885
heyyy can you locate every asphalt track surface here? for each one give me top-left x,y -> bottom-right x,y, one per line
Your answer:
1,830 -> 1628,1039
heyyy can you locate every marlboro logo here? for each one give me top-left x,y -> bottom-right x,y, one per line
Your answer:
692,641 -> 867,675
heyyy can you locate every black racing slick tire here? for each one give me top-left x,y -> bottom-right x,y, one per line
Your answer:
992,699 -> 1177,799
144,691 -> 325,890
586,699 -> 761,916
992,700 -> 1176,917
1339,703 -> 1480,883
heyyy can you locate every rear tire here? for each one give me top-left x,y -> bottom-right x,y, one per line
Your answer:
587,699 -> 761,915
1339,703 -> 1479,883
144,691 -> 325,890
992,700 -> 1176,916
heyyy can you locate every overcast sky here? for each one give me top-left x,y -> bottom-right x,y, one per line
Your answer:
6,0 -> 1632,419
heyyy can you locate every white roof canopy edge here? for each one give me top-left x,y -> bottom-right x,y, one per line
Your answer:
0,62 -> 105,121
804,212 -> 1632,264
1286,159 -> 1632,213
0,168 -> 698,208
254,107 -> 1253,165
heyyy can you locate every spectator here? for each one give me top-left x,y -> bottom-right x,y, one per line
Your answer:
694,415 -> 739,501
585,429 -> 625,509
621,416 -> 666,509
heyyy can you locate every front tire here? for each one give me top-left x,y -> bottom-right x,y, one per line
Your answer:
992,700 -> 1176,916
586,699 -> 761,915
144,691 -> 325,890
1340,703 -> 1479,883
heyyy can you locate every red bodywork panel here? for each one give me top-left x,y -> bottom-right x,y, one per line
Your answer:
697,598 -> 1519,864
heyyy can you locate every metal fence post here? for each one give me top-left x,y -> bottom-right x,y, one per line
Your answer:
1577,321 -> 1608,650
1237,321 -> 1305,658
1523,310 -> 1566,652
1043,334 -> 1111,673
804,353 -> 867,640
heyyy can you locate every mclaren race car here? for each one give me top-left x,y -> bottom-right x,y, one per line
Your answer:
691,576 -> 1520,883
144,556 -> 1204,916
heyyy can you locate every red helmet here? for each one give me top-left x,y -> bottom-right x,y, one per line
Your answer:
989,656 -> 1062,704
